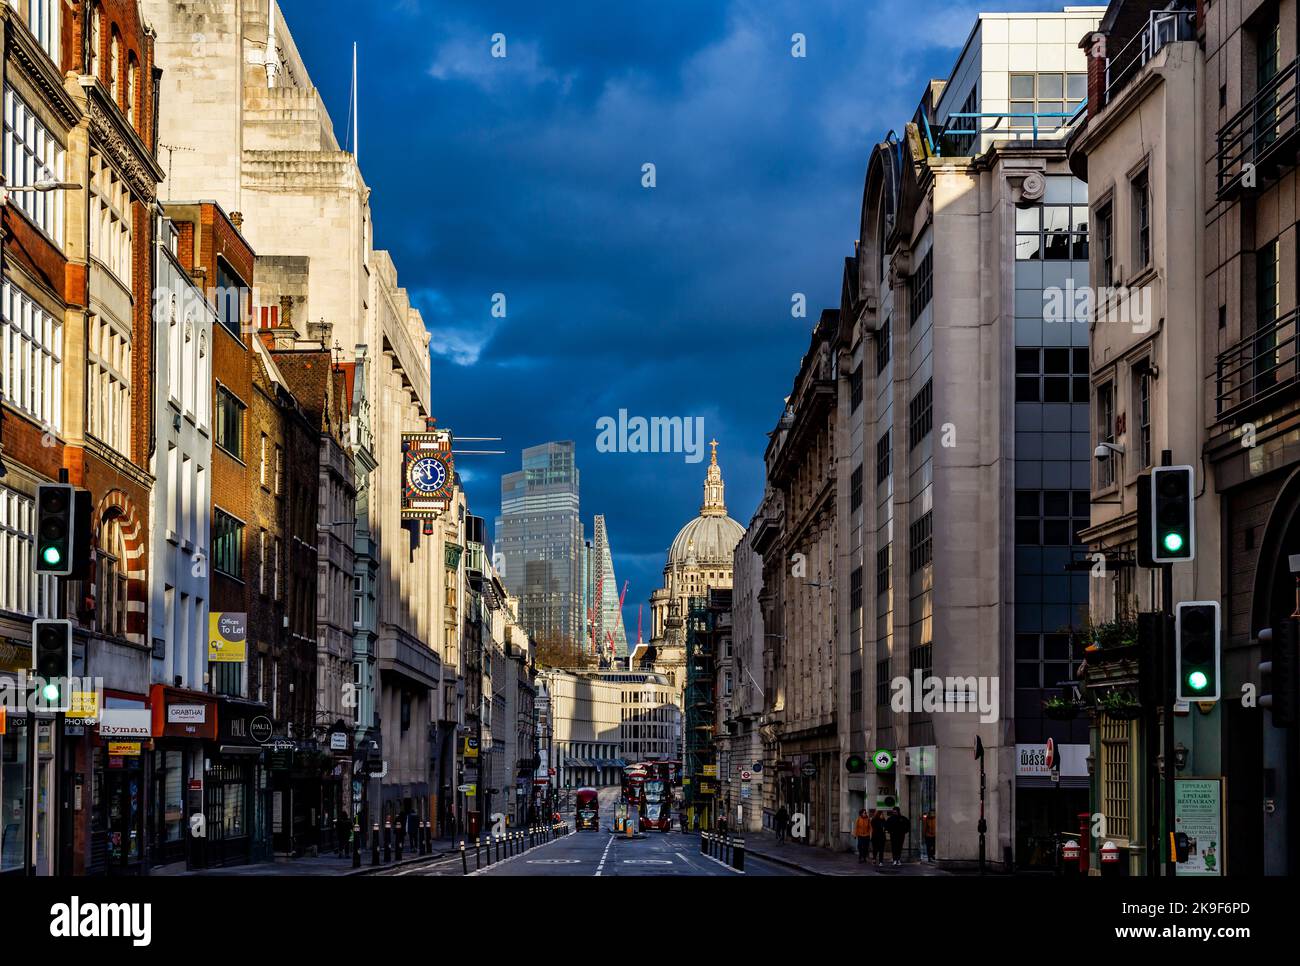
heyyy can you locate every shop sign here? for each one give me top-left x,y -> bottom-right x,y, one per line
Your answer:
108,741 -> 141,757
1015,743 -> 1088,778
68,689 -> 100,721
99,708 -> 151,739
463,736 -> 479,759
250,716 -> 273,743
208,613 -> 247,663
330,732 -> 348,751
168,704 -> 207,724
901,745 -> 936,776
1174,778 -> 1224,876
702,764 -> 717,777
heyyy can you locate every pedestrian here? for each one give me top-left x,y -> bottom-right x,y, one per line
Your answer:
923,809 -> 937,862
336,808 -> 350,856
887,806 -> 910,866
870,807 -> 888,866
854,808 -> 872,863
775,805 -> 789,844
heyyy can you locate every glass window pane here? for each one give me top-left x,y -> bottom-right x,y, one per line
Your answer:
1042,206 -> 1071,232
1016,234 -> 1041,260
1016,207 -> 1040,232
1038,73 -> 1064,98
1011,74 -> 1035,98
1067,73 -> 1087,99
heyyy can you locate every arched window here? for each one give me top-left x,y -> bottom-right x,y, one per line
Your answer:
109,31 -> 120,102
89,5 -> 101,78
97,512 -> 128,638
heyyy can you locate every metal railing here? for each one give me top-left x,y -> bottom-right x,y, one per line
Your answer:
1217,57 -> 1300,197
1216,306 -> 1300,419
933,105 -> 1086,156
1102,9 -> 1196,107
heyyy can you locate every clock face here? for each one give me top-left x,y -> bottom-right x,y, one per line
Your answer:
411,456 -> 447,493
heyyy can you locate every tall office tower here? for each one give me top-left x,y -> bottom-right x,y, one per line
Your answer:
496,442 -> 585,644
592,515 -> 630,664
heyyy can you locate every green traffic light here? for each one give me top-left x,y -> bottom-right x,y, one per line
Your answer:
41,682 -> 60,702
1162,532 -> 1184,553
1187,670 -> 1209,692
41,545 -> 62,566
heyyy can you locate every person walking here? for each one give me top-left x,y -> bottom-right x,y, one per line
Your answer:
923,809 -> 937,863
854,808 -> 872,863
870,808 -> 889,866
775,805 -> 789,844
887,806 -> 910,866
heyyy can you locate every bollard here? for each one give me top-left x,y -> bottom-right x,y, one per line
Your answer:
700,831 -> 708,855
735,836 -> 745,872
725,833 -> 732,866
352,820 -> 362,869
475,836 -> 482,869
395,824 -> 403,863
384,819 -> 392,863
371,823 -> 381,867
461,840 -> 468,874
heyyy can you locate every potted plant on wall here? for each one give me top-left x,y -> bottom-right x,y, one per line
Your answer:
1081,617 -> 1139,663
1042,694 -> 1082,720
1096,687 -> 1142,720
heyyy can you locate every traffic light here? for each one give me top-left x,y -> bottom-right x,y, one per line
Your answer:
1260,620 -> 1299,728
1175,601 -> 1220,702
31,619 -> 72,710
845,753 -> 866,774
1150,466 -> 1195,563
34,483 -> 76,575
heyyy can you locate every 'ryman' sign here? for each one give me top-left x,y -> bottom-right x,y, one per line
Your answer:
99,708 -> 151,739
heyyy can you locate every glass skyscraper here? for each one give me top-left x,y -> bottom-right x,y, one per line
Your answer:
496,442 -> 584,644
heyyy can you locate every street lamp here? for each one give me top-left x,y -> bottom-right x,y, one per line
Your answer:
0,177 -> 80,205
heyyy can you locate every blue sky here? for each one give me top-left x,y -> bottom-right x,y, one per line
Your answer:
280,0 -> 1061,636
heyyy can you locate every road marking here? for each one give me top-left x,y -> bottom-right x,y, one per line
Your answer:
622,859 -> 673,865
526,858 -> 581,864
594,835 -> 615,876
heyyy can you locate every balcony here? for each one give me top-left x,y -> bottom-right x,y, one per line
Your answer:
1217,58 -> 1300,199
1101,8 -> 1196,109
1216,307 -> 1300,420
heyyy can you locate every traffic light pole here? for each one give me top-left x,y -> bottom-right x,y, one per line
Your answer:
1162,558 -> 1176,877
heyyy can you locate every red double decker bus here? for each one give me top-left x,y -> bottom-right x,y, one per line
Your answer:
638,760 -> 678,832
574,787 -> 600,830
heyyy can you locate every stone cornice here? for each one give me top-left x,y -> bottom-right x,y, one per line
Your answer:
3,9 -> 81,128
81,78 -> 165,201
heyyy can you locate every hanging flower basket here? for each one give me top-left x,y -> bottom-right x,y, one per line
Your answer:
1042,696 -> 1082,720
1095,688 -> 1142,720
1081,618 -> 1139,663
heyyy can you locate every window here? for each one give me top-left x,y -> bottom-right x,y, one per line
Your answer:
215,260 -> 248,338
909,511 -> 933,574
849,566 -> 863,614
908,379 -> 933,449
1136,367 -> 1152,470
1131,169 -> 1150,270
849,363 -> 863,412
126,57 -> 137,128
1096,382 -> 1115,488
1015,202 -> 1088,262
850,464 -> 863,511
257,529 -> 266,594
876,318 -> 891,374
96,515 -> 128,638
259,434 -> 268,486
1009,72 -> 1086,129
212,509 -> 243,579
1015,490 -> 1090,547
90,152 -> 132,283
1096,202 -> 1114,286
909,248 -> 932,325
876,429 -> 891,486
1100,717 -> 1131,839
274,446 -> 283,495
23,0 -> 60,66
876,544 -> 891,597
1015,347 -> 1090,403
875,657 -> 891,709
89,5 -> 101,78
215,385 -> 243,459
4,85 -> 66,242
272,538 -> 281,600
87,315 -> 130,454
109,31 -> 120,102
0,485 -> 55,617
945,86 -> 979,156
2,282 -> 62,430
850,668 -> 863,713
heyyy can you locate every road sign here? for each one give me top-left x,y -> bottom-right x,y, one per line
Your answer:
458,783 -> 476,795
800,761 -> 817,777
873,749 -> 894,772
739,769 -> 753,781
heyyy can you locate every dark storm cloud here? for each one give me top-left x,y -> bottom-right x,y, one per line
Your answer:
280,0 -> 1062,624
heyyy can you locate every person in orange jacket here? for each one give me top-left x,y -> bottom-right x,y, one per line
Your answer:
854,808 -> 873,863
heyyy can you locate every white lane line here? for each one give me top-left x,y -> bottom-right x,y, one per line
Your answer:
594,835 -> 615,877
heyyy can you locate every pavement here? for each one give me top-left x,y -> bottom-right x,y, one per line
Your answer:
159,837 -> 465,876
741,829 -> 950,876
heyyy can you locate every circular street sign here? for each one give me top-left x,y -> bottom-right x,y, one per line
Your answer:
250,716 -> 273,743
752,761 -> 763,772
739,770 -> 753,781
873,749 -> 894,772
1045,737 -> 1055,770
800,762 -> 817,777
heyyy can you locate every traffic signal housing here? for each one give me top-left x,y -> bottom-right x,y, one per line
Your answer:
31,619 -> 72,710
1176,601 -> 1220,702
34,483 -> 76,575
1151,466 -> 1195,563
845,753 -> 866,774
1260,620 -> 1299,728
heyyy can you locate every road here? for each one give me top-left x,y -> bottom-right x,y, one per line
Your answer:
381,791 -> 805,877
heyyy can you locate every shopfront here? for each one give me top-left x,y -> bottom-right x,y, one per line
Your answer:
1015,742 -> 1090,870
149,686 -> 217,870
92,703 -> 152,875
204,697 -> 270,867
901,745 -> 937,862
